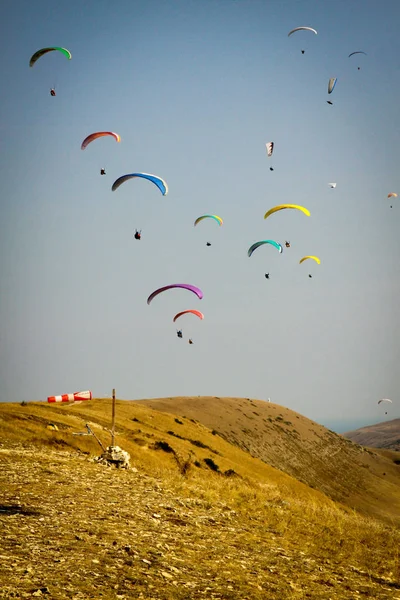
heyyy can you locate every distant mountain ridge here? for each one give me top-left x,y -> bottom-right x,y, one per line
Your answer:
343,418 -> 400,451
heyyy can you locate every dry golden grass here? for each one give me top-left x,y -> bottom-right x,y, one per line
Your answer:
1,397 -> 399,599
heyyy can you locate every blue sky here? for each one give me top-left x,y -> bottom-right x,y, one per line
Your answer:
1,0 -> 399,432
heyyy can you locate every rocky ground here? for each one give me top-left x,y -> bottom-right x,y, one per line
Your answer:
1,443 -> 399,600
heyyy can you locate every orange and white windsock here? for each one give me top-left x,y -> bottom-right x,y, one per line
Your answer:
47,390 -> 92,403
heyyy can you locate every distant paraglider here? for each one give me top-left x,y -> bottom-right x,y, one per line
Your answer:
329,183 -> 337,188
100,168 -> 106,175
266,142 -> 275,170
30,47 -> 72,96
134,229 -> 141,240
348,51 -> 367,70
387,192 -> 397,208
327,78 -> 337,104
378,398 -> 392,415
288,27 -> 317,54
285,241 -> 291,248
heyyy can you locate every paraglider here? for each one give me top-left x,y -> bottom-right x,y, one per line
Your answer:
266,142 -> 274,171
30,47 -> 72,96
328,78 -> 337,104
173,310 -> 204,323
134,229 -> 141,240
188,339 -> 194,345
300,256 -> 320,278
387,192 -> 397,208
112,173 -> 168,195
287,27 -> 317,54
29,47 -> 72,68
327,101 -> 333,105
81,132 -> 121,150
378,398 -> 392,415
264,204 -> 310,220
248,240 -> 283,257
194,215 -> 222,247
348,51 -> 367,70
285,241 -> 291,248
265,273 -> 270,279
100,168 -> 106,175
329,183 -> 337,188
147,284 -> 203,305
194,215 -> 223,227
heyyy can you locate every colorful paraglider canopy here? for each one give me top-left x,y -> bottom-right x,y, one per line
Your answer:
112,173 -> 168,195
173,309 -> 204,322
387,193 -> 398,199
328,78 -> 337,94
266,142 -> 274,157
264,204 -> 310,220
29,47 -> 72,67
147,284 -> 203,305
81,132 -> 121,150
248,240 -> 283,257
288,26 -> 317,37
299,256 -> 321,265
194,215 -> 223,227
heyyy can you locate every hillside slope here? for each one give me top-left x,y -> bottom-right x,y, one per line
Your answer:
136,396 -> 400,525
344,419 -> 400,451
1,399 -> 400,599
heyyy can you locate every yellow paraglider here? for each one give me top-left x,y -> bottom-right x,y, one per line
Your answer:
264,204 -> 310,220
299,256 -> 321,265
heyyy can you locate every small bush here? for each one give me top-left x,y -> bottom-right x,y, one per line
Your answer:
175,418 -> 183,425
153,441 -> 175,454
204,457 -> 220,472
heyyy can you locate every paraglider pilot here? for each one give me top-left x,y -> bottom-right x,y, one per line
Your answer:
265,273 -> 270,279
100,168 -> 106,175
134,229 -> 141,240
285,241 -> 291,248
50,88 -> 56,97
188,338 -> 193,344
206,242 -> 211,247
308,274 -> 312,278
177,330 -> 183,339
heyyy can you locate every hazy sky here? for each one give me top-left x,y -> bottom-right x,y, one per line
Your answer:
1,0 -> 399,432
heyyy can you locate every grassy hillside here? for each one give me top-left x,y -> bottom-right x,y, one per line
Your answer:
344,418 -> 400,451
136,396 -> 400,525
1,398 -> 400,599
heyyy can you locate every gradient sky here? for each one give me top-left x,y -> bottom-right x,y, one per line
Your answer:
1,0 -> 399,432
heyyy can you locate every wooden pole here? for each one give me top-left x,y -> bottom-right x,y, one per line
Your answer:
111,388 -> 116,447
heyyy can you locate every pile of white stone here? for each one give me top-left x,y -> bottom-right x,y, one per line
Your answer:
95,445 -> 131,469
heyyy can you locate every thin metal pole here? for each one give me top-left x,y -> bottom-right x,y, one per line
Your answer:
111,388 -> 116,447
